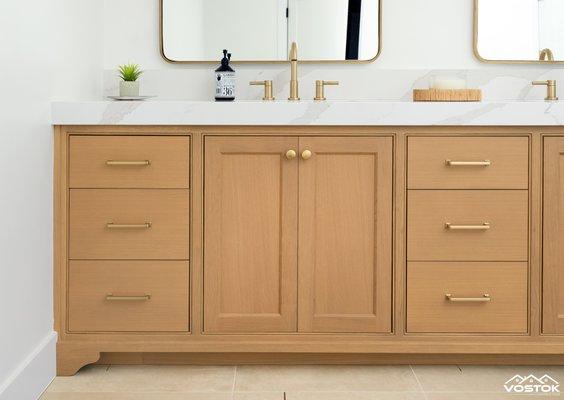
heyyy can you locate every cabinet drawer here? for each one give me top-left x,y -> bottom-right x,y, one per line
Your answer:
69,136 -> 190,188
408,137 -> 528,189
407,262 -> 527,333
408,190 -> 528,261
68,261 -> 189,332
69,189 -> 189,260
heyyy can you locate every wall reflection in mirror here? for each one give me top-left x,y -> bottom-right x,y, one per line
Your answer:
161,0 -> 380,62
476,0 -> 564,62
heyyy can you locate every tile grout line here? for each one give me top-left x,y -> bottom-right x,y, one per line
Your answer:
231,365 -> 238,399
409,365 -> 429,400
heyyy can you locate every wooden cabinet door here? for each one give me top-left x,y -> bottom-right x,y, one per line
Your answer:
298,137 -> 393,333
204,137 -> 298,333
543,137 -> 564,333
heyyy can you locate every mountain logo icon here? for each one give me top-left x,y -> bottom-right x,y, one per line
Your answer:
504,374 -> 560,393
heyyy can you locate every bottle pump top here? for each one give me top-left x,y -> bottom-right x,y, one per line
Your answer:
218,49 -> 234,71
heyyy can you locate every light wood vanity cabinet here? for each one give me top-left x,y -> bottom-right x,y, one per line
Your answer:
64,134 -> 191,338
543,137 -> 564,333
203,136 -> 392,333
53,127 -> 564,376
297,137 -> 392,333
407,136 -> 529,334
203,137 -> 299,333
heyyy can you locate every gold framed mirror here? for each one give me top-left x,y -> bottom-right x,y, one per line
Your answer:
474,0 -> 564,63
159,0 -> 382,63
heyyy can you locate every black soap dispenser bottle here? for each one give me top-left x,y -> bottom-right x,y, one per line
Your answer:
215,50 -> 235,101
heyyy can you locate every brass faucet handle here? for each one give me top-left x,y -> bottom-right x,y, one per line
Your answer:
314,80 -> 339,101
532,80 -> 558,101
250,80 -> 275,101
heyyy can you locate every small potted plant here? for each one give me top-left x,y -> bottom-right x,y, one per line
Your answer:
118,63 -> 143,97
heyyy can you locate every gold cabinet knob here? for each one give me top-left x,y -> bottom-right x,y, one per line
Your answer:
301,150 -> 312,160
285,149 -> 297,160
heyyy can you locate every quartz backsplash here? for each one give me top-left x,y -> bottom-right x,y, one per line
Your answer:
103,68 -> 564,102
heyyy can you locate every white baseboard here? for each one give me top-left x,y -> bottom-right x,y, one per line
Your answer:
0,331 -> 57,400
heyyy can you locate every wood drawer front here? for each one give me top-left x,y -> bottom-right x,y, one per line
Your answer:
408,137 -> 528,189
408,190 -> 528,261
69,136 -> 190,188
69,189 -> 189,260
407,262 -> 528,333
68,261 -> 189,332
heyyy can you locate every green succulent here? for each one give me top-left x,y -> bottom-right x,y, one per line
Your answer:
118,63 -> 143,82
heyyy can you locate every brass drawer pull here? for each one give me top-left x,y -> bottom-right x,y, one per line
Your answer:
106,222 -> 152,229
106,160 -> 151,166
445,222 -> 490,231
106,294 -> 151,301
445,159 -> 491,167
445,293 -> 491,303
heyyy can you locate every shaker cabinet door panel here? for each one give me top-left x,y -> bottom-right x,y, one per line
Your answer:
543,137 -> 564,333
204,136 -> 299,333
298,137 -> 393,333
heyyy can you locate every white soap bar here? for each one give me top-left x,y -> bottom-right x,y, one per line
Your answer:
430,76 -> 467,90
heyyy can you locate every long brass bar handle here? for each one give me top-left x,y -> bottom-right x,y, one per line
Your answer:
106,160 -> 151,166
106,294 -> 151,301
445,222 -> 490,231
445,160 -> 491,167
445,294 -> 491,303
106,222 -> 152,229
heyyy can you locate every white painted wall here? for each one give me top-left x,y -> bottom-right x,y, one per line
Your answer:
0,0 -> 102,399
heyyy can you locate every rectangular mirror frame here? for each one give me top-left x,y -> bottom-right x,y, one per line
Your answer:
473,0 -> 564,64
159,0 -> 382,64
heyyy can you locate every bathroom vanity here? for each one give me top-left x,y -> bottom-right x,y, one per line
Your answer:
52,101 -> 564,375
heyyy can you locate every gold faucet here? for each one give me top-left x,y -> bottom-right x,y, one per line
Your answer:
532,80 -> 558,101
539,48 -> 555,62
288,42 -> 299,101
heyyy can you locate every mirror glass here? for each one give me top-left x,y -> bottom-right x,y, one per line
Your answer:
476,0 -> 564,62
161,0 -> 380,62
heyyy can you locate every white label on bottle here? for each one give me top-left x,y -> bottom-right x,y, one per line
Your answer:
215,72 -> 236,98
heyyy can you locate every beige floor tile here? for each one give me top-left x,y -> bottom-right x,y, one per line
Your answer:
413,365 -> 564,393
233,393 -> 285,400
46,366 -> 112,393
234,393 -> 425,400
289,392 -> 426,400
426,393 -> 562,400
48,365 -> 235,393
234,365 -> 420,392
41,393 -> 233,400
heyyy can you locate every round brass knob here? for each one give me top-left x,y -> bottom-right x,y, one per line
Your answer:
301,150 -> 312,160
285,149 -> 297,160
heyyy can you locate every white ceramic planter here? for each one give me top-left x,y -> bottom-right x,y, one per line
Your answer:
119,81 -> 140,97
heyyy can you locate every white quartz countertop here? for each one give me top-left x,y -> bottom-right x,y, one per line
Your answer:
51,100 -> 564,126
